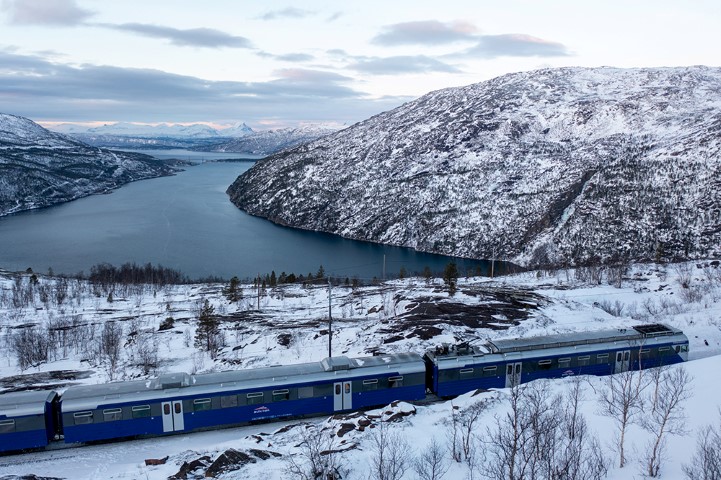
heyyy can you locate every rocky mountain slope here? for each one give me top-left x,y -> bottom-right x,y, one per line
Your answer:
202,125 -> 339,156
228,66 -> 721,267
0,113 -> 176,216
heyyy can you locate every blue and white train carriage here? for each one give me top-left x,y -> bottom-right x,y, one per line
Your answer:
0,390 -> 57,451
60,352 -> 426,444
425,323 -> 689,397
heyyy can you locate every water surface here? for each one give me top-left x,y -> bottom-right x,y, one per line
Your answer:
0,157 -> 502,280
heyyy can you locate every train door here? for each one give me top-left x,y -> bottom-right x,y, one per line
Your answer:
333,382 -> 353,411
614,350 -> 630,373
505,362 -> 522,388
161,400 -> 185,432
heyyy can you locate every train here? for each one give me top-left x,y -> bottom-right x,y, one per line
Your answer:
0,323 -> 689,454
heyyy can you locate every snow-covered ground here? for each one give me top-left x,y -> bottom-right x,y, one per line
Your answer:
0,261 -> 720,479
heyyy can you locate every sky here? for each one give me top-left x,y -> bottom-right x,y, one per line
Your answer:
1,0 -> 720,129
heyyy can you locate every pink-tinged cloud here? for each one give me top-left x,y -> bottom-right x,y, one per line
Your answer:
372,20 -> 479,46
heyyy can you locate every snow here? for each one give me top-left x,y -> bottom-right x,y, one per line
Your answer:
227,66 -> 721,267
0,261 -> 720,479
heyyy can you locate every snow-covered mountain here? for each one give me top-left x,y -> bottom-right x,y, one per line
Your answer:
53,122 -> 223,138
218,122 -> 254,137
0,113 -> 176,216
204,124 -> 340,156
228,66 -> 721,267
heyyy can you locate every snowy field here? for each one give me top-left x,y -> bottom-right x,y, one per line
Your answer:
0,261 -> 720,479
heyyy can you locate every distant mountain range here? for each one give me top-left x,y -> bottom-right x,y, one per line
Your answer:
196,125 -> 340,156
228,66 -> 721,267
51,121 -> 254,138
0,113 -> 176,217
50,121 -> 338,155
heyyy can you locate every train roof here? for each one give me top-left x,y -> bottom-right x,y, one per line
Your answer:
426,323 -> 688,367
61,352 -> 425,411
488,323 -> 685,354
0,389 -> 56,418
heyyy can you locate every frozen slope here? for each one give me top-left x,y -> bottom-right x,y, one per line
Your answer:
228,66 -> 721,266
0,113 -> 176,216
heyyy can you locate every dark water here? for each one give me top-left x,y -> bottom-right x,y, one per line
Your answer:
0,157 -> 508,280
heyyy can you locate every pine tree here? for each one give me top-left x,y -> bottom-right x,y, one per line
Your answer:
443,262 -> 459,296
224,276 -> 242,302
270,270 -> 277,287
194,299 -> 219,352
316,265 -> 325,280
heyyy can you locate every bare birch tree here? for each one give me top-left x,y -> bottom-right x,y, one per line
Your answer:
413,438 -> 450,480
370,421 -> 411,480
639,367 -> 692,477
598,369 -> 646,468
285,424 -> 346,480
683,413 -> 721,480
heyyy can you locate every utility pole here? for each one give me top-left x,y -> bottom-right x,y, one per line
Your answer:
328,276 -> 332,358
257,273 -> 260,310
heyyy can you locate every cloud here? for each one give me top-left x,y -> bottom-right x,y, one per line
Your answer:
460,34 -> 571,58
372,20 -> 478,46
2,0 -> 92,26
0,50 -> 405,124
370,19 -> 570,59
103,23 -> 253,49
258,7 -> 314,21
257,51 -> 315,62
348,55 -> 461,75
326,11 -> 343,22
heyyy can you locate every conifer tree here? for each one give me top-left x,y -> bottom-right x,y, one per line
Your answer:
194,299 -> 219,353
443,262 -> 459,296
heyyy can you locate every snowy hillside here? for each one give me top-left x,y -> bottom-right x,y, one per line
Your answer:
204,124 -> 340,156
0,260 -> 720,479
228,66 -> 721,267
0,113 -> 177,216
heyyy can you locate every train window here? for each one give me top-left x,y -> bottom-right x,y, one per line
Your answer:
483,366 -> 497,376
174,403 -> 182,414
220,395 -> 239,408
363,379 -> 378,391
0,419 -> 15,434
616,352 -> 622,362
578,356 -> 590,366
298,386 -> 314,399
681,345 -> 688,352
193,399 -> 212,411
596,354 -> 609,364
515,364 -> 521,374
163,404 -> 170,415
639,349 -> 650,356
658,346 -> 671,353
538,359 -> 552,370
272,390 -> 290,402
344,383 -> 351,394
624,352 -> 630,361
506,365 -> 513,375
131,405 -> 151,419
247,392 -> 264,405
335,385 -> 341,395
103,408 -> 122,422
558,358 -> 571,368
675,346 -> 680,353
460,368 -> 474,378
73,411 -> 94,425
388,376 -> 403,388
